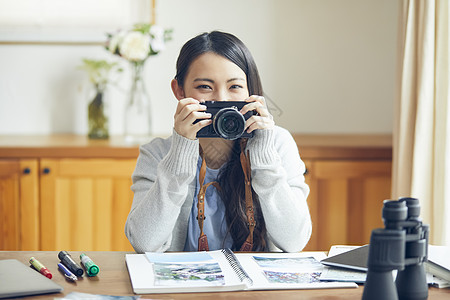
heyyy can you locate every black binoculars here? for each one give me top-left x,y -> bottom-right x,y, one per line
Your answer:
362,197 -> 429,300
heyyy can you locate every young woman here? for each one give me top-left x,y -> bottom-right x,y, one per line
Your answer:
125,31 -> 311,253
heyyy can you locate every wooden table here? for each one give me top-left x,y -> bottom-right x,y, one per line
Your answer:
1,251 -> 449,299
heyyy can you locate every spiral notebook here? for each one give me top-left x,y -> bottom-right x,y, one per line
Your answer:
125,249 -> 357,294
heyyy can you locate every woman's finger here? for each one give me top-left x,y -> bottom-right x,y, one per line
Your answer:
240,95 -> 270,116
245,115 -> 275,132
175,98 -> 199,115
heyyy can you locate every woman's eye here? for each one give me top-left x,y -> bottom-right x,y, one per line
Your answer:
230,85 -> 243,89
195,85 -> 212,90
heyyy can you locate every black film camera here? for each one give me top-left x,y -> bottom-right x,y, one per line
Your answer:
362,197 -> 429,300
196,101 -> 255,140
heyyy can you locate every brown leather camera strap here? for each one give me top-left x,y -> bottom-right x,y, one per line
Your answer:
197,146 -> 220,251
196,141 -> 255,252
239,139 -> 255,252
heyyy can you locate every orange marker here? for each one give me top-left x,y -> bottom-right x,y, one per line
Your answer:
30,257 -> 52,279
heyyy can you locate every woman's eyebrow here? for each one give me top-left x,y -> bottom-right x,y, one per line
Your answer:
193,77 -> 245,83
227,77 -> 246,82
194,78 -> 214,83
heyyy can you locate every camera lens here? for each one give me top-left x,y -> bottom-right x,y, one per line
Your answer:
213,107 -> 246,140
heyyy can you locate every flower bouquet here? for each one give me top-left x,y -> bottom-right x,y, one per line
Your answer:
106,24 -> 172,142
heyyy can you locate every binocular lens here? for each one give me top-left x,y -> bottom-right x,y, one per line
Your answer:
382,200 -> 408,224
400,197 -> 420,219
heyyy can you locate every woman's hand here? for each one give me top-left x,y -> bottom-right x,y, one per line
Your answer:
173,98 -> 212,140
240,95 -> 275,133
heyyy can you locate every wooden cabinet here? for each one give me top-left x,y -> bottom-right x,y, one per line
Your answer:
0,136 -> 139,251
0,158 -> 136,251
295,134 -> 393,251
0,134 -> 392,252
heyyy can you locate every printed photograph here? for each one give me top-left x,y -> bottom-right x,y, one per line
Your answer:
263,270 -> 321,284
153,262 -> 225,287
252,256 -> 324,284
252,256 -> 324,271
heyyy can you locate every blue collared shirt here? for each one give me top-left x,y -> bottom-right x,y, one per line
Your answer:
183,157 -> 233,251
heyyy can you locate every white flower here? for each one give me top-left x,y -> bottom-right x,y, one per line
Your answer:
106,23 -> 171,62
119,31 -> 150,62
108,30 -> 126,54
150,25 -> 166,53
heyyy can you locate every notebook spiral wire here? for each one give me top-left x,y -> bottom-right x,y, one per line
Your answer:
222,248 -> 253,286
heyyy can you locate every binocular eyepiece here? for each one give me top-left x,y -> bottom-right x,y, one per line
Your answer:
362,197 -> 429,300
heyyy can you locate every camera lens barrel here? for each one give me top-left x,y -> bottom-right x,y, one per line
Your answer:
213,107 -> 246,140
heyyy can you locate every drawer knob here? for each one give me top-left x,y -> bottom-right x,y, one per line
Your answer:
43,167 -> 51,174
23,168 -> 31,174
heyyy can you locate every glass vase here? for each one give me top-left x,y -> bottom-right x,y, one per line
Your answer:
88,86 -> 109,139
124,62 -> 152,143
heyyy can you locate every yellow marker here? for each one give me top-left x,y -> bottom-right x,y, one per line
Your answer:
29,257 -> 52,279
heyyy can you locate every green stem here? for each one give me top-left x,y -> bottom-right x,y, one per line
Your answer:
130,63 -> 144,105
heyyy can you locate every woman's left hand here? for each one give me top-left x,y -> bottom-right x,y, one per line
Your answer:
240,95 -> 275,133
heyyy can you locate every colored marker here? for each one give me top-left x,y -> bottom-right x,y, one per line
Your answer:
80,253 -> 99,276
58,251 -> 84,277
29,257 -> 52,279
58,262 -> 77,281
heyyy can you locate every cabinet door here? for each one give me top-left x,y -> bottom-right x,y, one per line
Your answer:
40,159 -> 136,251
0,159 -> 39,250
303,160 -> 391,251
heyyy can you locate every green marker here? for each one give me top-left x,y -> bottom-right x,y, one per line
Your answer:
80,253 -> 99,276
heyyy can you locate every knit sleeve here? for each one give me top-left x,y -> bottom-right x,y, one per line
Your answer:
125,129 -> 199,253
246,127 -> 312,252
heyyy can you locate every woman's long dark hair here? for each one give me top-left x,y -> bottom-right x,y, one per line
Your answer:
175,31 -> 267,251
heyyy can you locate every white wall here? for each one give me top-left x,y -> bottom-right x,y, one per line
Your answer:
0,0 -> 399,136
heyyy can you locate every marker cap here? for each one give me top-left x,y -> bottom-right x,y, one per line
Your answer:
41,268 -> 52,279
87,264 -> 99,276
80,253 -> 100,276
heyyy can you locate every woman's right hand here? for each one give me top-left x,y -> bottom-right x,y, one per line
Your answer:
173,98 -> 212,140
